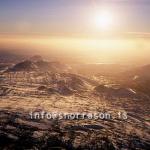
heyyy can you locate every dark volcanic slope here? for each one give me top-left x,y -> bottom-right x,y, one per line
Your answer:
124,64 -> 150,78
7,59 -> 70,73
8,60 -> 38,72
121,64 -> 150,96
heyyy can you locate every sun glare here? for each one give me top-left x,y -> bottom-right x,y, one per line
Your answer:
94,10 -> 114,31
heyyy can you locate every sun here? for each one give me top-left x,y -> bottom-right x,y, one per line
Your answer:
94,10 -> 114,31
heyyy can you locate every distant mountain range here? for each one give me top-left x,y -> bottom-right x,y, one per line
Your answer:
124,64 -> 150,78
0,51 -> 27,63
121,64 -> 150,96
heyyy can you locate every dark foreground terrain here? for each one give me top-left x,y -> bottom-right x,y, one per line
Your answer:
0,57 -> 150,150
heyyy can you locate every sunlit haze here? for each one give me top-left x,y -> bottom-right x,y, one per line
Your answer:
0,0 -> 150,64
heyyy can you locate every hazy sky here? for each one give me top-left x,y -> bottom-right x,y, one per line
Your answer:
0,0 -> 150,64
0,0 -> 150,36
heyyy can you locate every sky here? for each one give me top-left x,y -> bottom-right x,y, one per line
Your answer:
0,0 -> 150,64
0,0 -> 150,35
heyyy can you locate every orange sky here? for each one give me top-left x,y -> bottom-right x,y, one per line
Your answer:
0,0 -> 150,64
0,34 -> 150,64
